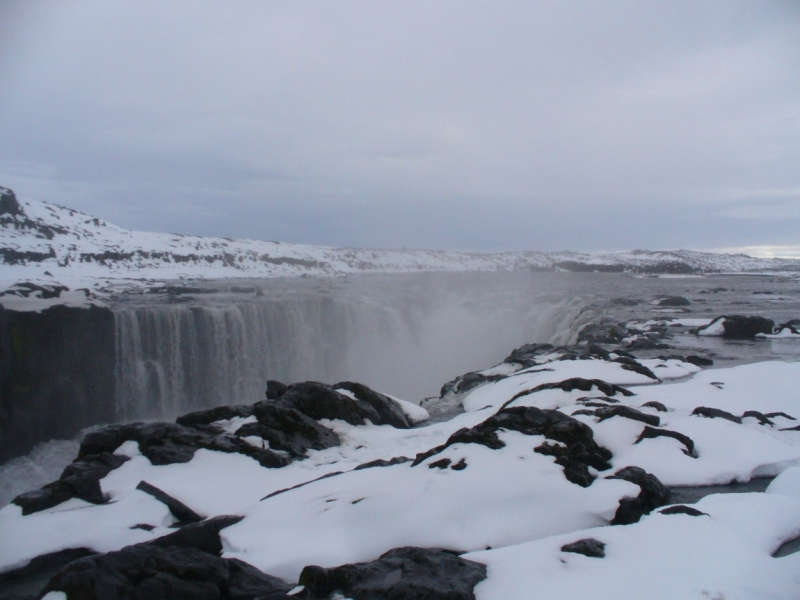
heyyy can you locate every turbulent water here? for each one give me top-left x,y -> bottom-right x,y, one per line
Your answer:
1,271 -> 798,506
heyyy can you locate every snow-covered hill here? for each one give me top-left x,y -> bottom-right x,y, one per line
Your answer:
2,187 -> 799,285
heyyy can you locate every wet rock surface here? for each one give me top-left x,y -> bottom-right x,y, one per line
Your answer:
298,547 -> 487,600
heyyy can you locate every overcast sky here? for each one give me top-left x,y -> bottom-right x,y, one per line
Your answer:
1,1 -> 798,255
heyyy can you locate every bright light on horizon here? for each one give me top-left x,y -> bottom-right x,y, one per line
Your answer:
713,245 -> 800,259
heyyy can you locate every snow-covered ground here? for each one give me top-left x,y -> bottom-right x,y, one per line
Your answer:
2,189 -> 799,293
1,349 -> 799,598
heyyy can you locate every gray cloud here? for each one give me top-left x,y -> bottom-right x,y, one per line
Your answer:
1,0 -> 798,252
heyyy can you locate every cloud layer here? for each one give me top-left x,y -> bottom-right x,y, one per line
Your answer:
1,1 -> 798,252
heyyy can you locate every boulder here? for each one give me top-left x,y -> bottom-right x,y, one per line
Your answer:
147,515 -> 244,556
39,544 -> 292,600
298,547 -> 487,600
561,538 -> 605,558
502,342 -> 555,368
273,382 -> 382,426
334,381 -> 411,428
236,403 -> 339,457
656,296 -> 690,306
722,315 -> 775,339
439,371 -> 505,398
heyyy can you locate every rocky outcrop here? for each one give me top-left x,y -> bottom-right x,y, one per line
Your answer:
40,544 -> 293,600
696,315 -> 775,339
609,466 -> 671,525
634,426 -> 697,458
298,547 -> 487,600
0,304 -> 116,462
413,405 -> 613,487
13,452 -> 129,515
268,381 -> 410,428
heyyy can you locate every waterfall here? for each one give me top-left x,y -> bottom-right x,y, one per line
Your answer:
113,277 -> 592,422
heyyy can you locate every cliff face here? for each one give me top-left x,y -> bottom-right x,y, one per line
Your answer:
0,304 -> 116,461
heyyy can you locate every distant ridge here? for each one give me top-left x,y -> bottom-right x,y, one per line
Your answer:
1,187 -> 799,280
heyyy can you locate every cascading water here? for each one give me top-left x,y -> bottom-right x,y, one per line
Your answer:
113,274 -> 594,422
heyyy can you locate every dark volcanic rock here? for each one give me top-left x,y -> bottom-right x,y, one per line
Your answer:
439,371 -> 505,397
354,456 -> 412,471
298,547 -> 487,600
0,548 -> 96,598
334,381 -> 411,428
274,381 -> 381,426
722,315 -> 775,339
741,410 -> 775,426
0,304 -> 117,463
0,186 -> 24,216
13,452 -> 129,515
626,339 -> 671,351
176,405 -> 254,428
691,407 -> 742,424
413,405 -> 612,487
136,481 -> 204,523
79,422 -> 289,468
612,357 -> 659,380
147,515 -> 244,556
505,378 -> 634,403
657,296 -> 690,307
697,315 -> 776,339
634,426 -> 697,458
640,401 -> 668,412
580,344 -> 611,360
685,355 -> 713,367
240,402 -> 341,458
583,406 -> 661,427
40,544 -> 292,600
659,505 -> 708,517
266,380 -> 288,400
609,466 -> 671,525
561,538 -> 606,558
502,342 -> 555,368
577,323 -> 627,345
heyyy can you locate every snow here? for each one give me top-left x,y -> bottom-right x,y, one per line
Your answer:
386,395 -> 430,424
758,328 -> 800,339
2,197 -> 799,298
467,492 -> 800,600
767,467 -> 800,499
1,351 -> 799,595
220,431 -> 639,581
697,317 -> 726,336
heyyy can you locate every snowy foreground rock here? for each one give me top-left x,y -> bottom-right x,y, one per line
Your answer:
1,347 -> 800,599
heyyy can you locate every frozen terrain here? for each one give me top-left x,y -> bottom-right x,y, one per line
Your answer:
2,186 -> 800,295
1,339 -> 799,598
